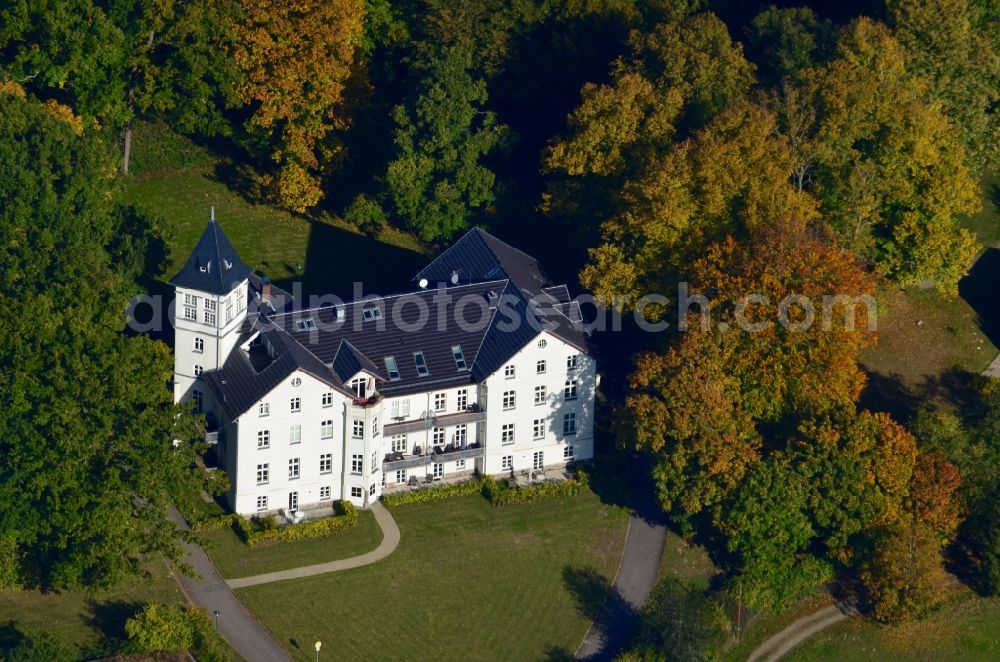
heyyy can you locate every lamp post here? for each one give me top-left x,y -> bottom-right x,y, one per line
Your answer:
213,609 -> 221,630
314,640 -> 322,662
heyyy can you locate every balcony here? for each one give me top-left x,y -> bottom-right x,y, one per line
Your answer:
205,429 -> 224,445
383,452 -> 433,472
352,393 -> 382,407
431,442 -> 484,463
383,405 -> 487,436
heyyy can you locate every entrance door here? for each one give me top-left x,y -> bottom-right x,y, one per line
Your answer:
288,491 -> 299,511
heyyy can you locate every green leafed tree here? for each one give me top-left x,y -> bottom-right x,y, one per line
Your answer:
0,88 -> 205,590
887,0 -> 1000,172
383,46 -> 507,241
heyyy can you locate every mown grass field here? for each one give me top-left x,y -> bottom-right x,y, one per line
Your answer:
237,491 -> 629,661
202,509 -> 383,579
0,562 -> 185,657
788,588 -> 1000,661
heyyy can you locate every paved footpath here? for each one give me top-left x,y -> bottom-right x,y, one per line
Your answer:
227,502 -> 400,589
167,506 -> 291,662
575,457 -> 667,660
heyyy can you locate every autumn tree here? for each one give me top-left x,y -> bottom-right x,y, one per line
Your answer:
887,0 -> 1000,171
0,89 -> 205,589
804,18 -> 980,292
746,6 -> 835,84
233,0 -> 365,212
382,46 -> 507,241
861,522 -> 949,623
625,223 -> 876,520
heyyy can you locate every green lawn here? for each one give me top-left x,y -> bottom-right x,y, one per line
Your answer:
0,562 -> 185,657
787,588 -> 1000,661
202,510 -> 383,579
236,491 -> 629,661
121,119 -> 429,296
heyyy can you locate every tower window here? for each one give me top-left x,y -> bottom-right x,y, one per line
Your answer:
193,337 -> 204,353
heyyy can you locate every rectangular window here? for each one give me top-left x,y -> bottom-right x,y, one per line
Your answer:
322,392 -> 333,407
351,487 -> 363,498
193,337 -> 204,353
389,398 -> 410,418
455,424 -> 467,445
457,389 -> 468,411
369,483 -> 377,496
534,385 -> 546,405
256,495 -> 268,511
184,305 -> 196,321
319,453 -> 333,474
289,425 -> 301,445
372,416 -> 380,437
564,380 -> 578,401
502,455 -> 513,471
194,365 -> 203,377
452,345 -> 467,370
259,402 -> 270,417
533,451 -> 544,471
434,392 -> 446,412
226,299 -> 233,323
192,390 -> 203,414
385,356 -> 400,380
414,352 -> 429,377
433,463 -> 443,479
288,457 -> 300,480
503,390 -> 516,410
319,486 -> 332,500
205,299 -> 216,312
295,318 -> 317,331
257,430 -> 270,449
290,397 -> 301,413
351,454 -> 363,474
185,293 -> 197,306
396,469 -> 407,483
533,419 -> 544,440
350,378 -> 366,399
204,310 -> 216,326
563,413 -> 577,436
432,427 -> 445,446
456,459 -> 466,470
536,360 -> 546,374
352,419 -> 364,438
567,354 -> 579,370
362,306 -> 382,321
391,435 -> 407,453
371,452 -> 378,472
504,365 -> 515,379
236,289 -> 245,312
321,420 -> 333,439
563,444 -> 575,460
501,423 -> 515,445
256,463 -> 269,485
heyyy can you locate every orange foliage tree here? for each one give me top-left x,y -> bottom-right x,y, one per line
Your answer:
232,0 -> 365,212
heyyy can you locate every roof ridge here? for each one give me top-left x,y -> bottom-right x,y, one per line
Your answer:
473,226 -> 541,265
268,278 -> 511,317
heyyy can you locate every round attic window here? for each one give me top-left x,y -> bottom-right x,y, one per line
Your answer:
291,377 -> 302,387
537,339 -> 547,348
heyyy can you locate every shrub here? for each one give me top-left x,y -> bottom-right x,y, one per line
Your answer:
5,629 -> 76,662
381,478 -> 488,507
861,523 -> 948,623
231,501 -> 358,546
634,577 -> 730,662
484,469 -> 590,506
344,193 -> 387,235
126,603 -> 232,661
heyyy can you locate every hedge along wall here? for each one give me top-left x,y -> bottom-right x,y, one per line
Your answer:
382,469 -> 590,508
231,500 -> 359,547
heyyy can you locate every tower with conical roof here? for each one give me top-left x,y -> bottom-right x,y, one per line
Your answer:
169,210 -> 253,409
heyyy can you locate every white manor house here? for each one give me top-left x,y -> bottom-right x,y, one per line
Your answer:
170,218 -> 596,515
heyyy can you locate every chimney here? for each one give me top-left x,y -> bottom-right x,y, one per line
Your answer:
261,276 -> 272,301
486,291 -> 499,310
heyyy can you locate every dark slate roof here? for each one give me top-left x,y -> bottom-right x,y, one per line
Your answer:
202,226 -> 591,414
330,339 -> 383,382
169,219 -> 253,295
204,326 -> 350,421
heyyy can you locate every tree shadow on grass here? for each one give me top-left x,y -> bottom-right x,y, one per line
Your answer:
860,368 -> 984,424
85,599 -> 144,652
561,565 -> 639,662
0,621 -> 24,655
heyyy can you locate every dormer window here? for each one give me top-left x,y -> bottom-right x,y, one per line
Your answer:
351,377 -> 367,399
414,352 -> 429,377
385,356 -> 400,380
295,318 -> 317,331
452,345 -> 467,370
362,306 -> 382,321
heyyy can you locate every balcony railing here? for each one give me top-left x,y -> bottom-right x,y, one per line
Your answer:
205,429 -> 224,445
431,442 -> 484,463
383,452 -> 433,471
